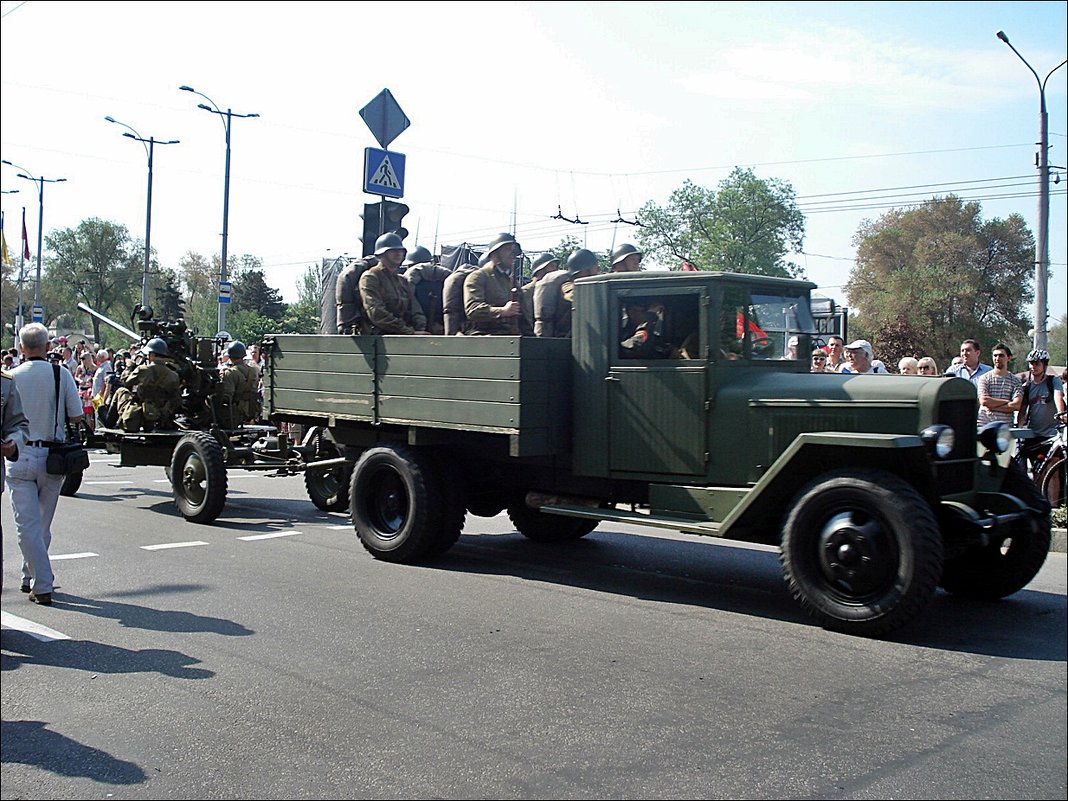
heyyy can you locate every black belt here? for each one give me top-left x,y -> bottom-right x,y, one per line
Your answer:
25,440 -> 57,448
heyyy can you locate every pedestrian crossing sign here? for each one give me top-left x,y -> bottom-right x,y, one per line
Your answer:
364,147 -> 406,198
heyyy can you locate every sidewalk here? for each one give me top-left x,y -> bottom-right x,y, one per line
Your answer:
1052,527 -> 1067,554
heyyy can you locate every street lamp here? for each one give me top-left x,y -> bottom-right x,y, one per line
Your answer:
179,85 -> 259,332
996,31 -> 1067,351
105,116 -> 180,310
2,159 -> 67,320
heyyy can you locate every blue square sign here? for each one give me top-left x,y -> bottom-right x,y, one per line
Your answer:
364,147 -> 406,199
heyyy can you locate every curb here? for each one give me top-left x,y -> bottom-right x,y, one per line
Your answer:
1052,527 -> 1067,554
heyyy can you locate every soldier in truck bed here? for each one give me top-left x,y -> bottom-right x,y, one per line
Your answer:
359,233 -> 429,336
463,233 -> 530,335
335,255 -> 378,335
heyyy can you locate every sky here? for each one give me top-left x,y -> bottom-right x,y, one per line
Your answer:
1,0 -> 1066,334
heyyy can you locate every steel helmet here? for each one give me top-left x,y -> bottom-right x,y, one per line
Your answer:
403,245 -> 433,266
1027,348 -> 1050,363
530,252 -> 561,277
216,330 -> 232,342
142,337 -> 169,357
486,232 -> 520,257
477,253 -> 491,267
374,232 -> 407,256
227,340 -> 247,360
566,248 -> 599,275
610,243 -> 643,267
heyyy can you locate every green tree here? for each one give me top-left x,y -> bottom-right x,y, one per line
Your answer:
43,218 -> 142,346
275,263 -> 323,334
231,258 -> 285,321
637,168 -> 805,277
178,251 -> 217,336
154,268 -> 185,319
845,196 -> 1034,369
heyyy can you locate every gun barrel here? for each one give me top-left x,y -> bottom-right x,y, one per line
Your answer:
77,303 -> 140,341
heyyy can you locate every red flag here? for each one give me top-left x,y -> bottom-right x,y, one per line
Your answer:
21,208 -> 30,261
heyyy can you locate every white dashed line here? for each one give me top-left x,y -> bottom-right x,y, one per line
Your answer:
50,552 -> 99,560
329,525 -> 352,530
0,610 -> 71,641
141,541 -> 210,551
238,531 -> 300,541
85,480 -> 134,485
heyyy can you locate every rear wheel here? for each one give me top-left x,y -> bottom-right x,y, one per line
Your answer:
170,431 -> 228,524
940,459 -> 1051,599
302,427 -> 353,512
350,444 -> 463,562
507,498 -> 599,543
1038,452 -> 1065,508
781,469 -> 943,637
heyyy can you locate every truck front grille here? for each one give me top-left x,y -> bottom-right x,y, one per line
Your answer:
936,399 -> 977,495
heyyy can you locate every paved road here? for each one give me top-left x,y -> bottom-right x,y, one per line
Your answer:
2,451 -> 1066,799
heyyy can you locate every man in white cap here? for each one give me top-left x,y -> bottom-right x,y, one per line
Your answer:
841,339 -> 888,374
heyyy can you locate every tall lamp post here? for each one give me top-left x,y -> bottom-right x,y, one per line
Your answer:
996,31 -> 1067,351
105,116 -> 180,310
179,85 -> 259,332
2,159 -> 66,320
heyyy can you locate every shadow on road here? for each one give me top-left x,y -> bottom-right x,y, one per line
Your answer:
1,632 -> 214,679
426,526 -> 1066,661
1,719 -> 146,784
55,591 -> 255,637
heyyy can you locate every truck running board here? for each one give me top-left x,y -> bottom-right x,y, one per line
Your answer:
538,504 -> 724,537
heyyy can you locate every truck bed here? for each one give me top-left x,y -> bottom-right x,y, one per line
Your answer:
265,334 -> 572,457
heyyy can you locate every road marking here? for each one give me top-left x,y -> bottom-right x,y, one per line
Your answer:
0,610 -> 71,641
85,480 -> 134,485
329,525 -> 352,530
51,552 -> 99,560
141,541 -> 209,551
238,530 -> 300,541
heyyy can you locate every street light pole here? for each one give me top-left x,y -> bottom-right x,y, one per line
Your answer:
2,159 -> 67,319
105,116 -> 180,311
996,31 -> 1067,351
179,85 -> 259,333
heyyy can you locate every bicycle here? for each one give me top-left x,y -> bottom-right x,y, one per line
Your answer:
1016,411 -> 1067,508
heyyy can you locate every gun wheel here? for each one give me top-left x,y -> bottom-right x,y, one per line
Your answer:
170,431 -> 228,524
302,427 -> 353,512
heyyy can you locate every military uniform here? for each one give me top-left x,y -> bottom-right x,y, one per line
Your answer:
533,269 -> 577,337
403,262 -> 451,334
336,258 -> 375,335
359,265 -> 427,334
112,359 -> 182,432
463,264 -> 532,336
443,265 -> 477,335
215,361 -> 261,427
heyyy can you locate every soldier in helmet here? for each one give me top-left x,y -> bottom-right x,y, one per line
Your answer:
111,337 -> 182,432
443,251 -> 485,335
358,233 -> 429,335
335,256 -> 378,335
523,252 -> 560,334
402,245 -> 451,334
533,249 -> 598,338
214,341 -> 262,427
464,233 -> 530,335
610,243 -> 643,272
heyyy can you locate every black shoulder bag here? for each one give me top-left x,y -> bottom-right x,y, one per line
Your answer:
45,364 -> 90,476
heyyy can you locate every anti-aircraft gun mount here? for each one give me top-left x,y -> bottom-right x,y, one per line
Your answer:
66,303 -> 357,522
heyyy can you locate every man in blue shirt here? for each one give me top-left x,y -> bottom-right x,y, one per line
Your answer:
945,339 -> 992,386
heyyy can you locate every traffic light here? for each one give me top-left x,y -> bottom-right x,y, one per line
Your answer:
383,201 -> 409,241
360,201 -> 383,257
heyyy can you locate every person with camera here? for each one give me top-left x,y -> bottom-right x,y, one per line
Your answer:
7,322 -> 84,605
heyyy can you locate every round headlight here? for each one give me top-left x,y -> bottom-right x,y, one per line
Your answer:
978,421 -> 1011,454
921,424 -> 956,459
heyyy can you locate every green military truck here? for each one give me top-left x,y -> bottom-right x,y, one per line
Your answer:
264,271 -> 1051,637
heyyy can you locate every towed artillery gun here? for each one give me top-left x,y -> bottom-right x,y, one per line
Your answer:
69,303 -> 355,521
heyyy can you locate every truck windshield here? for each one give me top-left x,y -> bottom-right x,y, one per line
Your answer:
748,293 -> 816,360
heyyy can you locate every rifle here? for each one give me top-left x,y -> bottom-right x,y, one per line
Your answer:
508,253 -> 521,336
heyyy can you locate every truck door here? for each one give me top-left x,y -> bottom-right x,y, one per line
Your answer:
605,287 -> 709,477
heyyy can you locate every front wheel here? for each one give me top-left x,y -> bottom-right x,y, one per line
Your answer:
350,444 -> 463,562
302,427 -> 354,512
781,469 -> 943,637
170,431 -> 228,524
940,459 -> 1051,599
507,499 -> 599,543
1038,452 -> 1065,509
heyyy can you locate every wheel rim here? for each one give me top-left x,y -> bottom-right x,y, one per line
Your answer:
180,451 -> 208,507
365,466 -> 408,539
815,510 -> 898,600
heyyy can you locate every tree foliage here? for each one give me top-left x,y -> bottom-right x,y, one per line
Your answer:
1048,313 -> 1067,368
845,196 -> 1034,368
231,256 -> 285,321
44,218 -> 143,346
637,168 -> 805,277
274,263 -> 322,334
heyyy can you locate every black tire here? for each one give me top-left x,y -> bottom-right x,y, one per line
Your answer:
940,459 -> 1052,599
170,431 -> 228,524
350,444 -> 463,562
781,469 -> 943,637
1038,452 -> 1065,508
60,470 -> 83,497
507,499 -> 599,543
302,427 -> 354,512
